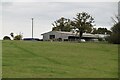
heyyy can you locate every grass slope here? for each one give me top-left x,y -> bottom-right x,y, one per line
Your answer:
2,41 -> 118,78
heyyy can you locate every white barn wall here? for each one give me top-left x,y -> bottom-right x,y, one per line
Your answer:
41,31 -> 101,41
60,33 -> 75,40
42,31 -> 76,41
42,31 -> 64,40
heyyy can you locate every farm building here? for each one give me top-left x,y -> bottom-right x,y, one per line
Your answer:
41,31 -> 99,41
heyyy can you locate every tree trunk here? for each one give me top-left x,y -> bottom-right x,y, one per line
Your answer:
79,31 -> 83,42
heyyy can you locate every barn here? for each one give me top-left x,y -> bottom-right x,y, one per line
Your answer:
41,31 -> 99,41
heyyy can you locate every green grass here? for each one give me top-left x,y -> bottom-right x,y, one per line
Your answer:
2,41 -> 118,78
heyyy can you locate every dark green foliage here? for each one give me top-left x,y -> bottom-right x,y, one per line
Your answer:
52,17 -> 73,32
14,35 -> 22,40
111,22 -> 120,33
98,38 -> 103,41
3,36 -> 11,40
97,28 -> 107,34
109,33 -> 120,44
85,27 -> 93,33
105,36 -> 110,41
92,28 -> 97,34
92,28 -> 112,35
108,22 -> 120,44
97,28 -> 111,34
73,12 -> 94,40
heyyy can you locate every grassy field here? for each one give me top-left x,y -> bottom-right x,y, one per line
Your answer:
2,41 -> 118,78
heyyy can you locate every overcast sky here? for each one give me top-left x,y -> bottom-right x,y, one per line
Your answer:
0,1 -> 118,39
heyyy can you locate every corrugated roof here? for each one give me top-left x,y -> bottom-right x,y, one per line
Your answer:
41,31 -> 99,38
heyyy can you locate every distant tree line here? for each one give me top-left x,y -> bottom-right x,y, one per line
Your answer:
92,28 -> 111,34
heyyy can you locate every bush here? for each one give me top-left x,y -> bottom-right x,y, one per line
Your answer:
98,38 -> 103,41
14,35 -> 22,40
3,36 -> 11,40
108,33 -> 120,44
108,22 -> 120,44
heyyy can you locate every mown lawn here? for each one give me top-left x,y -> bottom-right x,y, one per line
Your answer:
2,41 -> 118,78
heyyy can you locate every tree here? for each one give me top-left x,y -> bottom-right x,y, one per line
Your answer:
92,28 -> 97,34
106,14 -> 120,44
73,12 -> 94,41
109,22 -> 120,44
52,17 -> 73,32
85,27 -> 93,33
111,15 -> 119,24
92,28 -> 112,35
3,36 -> 11,40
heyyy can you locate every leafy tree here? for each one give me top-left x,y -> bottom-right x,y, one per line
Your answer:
52,17 -> 73,32
106,30 -> 112,35
73,12 -> 94,41
92,28 -> 97,34
85,27 -> 93,33
97,28 -> 107,34
108,22 -> 120,44
92,28 -> 112,35
105,14 -> 120,44
3,36 -> 11,40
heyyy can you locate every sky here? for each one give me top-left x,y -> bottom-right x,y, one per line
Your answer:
0,0 -> 119,39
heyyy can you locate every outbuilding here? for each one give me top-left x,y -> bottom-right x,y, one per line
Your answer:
41,31 -> 99,41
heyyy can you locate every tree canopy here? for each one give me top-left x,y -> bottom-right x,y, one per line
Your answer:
108,22 -> 120,44
73,12 -> 94,40
52,17 -> 73,32
14,34 -> 22,40
92,28 -> 112,35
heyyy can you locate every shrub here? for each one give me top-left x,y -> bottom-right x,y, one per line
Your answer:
14,35 -> 22,40
3,36 -> 11,40
98,38 -> 103,41
108,22 -> 120,44
108,33 -> 120,44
